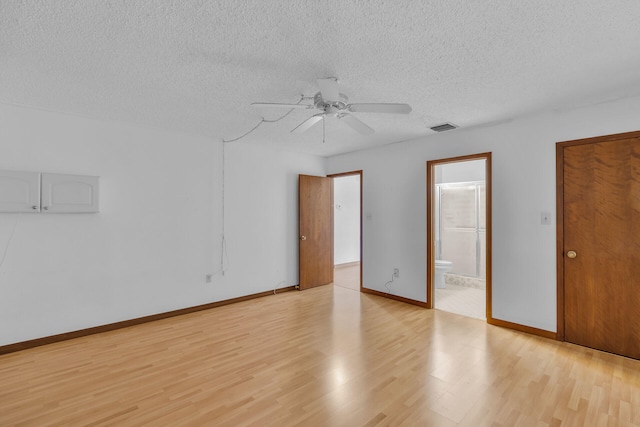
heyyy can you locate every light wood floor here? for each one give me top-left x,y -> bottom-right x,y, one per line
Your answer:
333,262 -> 361,291
2,285 -> 640,426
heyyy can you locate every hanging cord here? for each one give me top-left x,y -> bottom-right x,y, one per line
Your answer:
0,218 -> 19,272
222,95 -> 306,143
384,273 -> 396,293
218,95 -> 306,276
220,141 -> 228,275
209,141 -> 229,278
274,280 -> 287,295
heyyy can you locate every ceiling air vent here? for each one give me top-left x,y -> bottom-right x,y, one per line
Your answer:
430,123 -> 458,132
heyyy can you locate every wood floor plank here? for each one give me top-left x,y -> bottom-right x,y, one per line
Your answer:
2,275 -> 640,426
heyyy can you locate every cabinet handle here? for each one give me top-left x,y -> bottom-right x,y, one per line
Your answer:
43,206 -> 49,211
32,205 -> 38,210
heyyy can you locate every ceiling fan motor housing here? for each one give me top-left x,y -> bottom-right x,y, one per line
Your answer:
314,92 -> 349,114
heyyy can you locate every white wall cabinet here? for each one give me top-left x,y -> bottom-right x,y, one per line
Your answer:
0,170 -> 99,213
0,170 -> 41,212
41,173 -> 99,213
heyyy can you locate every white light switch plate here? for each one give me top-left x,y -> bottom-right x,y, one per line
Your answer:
541,212 -> 552,225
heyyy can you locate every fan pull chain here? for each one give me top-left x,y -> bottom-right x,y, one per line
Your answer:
322,116 -> 326,143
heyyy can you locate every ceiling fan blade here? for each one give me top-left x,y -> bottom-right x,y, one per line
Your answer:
347,103 -> 412,114
251,102 -> 313,109
291,114 -> 324,133
317,77 -> 340,102
339,113 -> 374,135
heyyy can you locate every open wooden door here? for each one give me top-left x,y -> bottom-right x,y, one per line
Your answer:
558,132 -> 640,359
299,174 -> 333,290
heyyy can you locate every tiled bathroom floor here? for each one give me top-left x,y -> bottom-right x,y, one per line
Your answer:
435,283 -> 486,320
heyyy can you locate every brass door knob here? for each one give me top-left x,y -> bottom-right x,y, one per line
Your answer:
300,235 -> 307,241
566,250 -> 577,259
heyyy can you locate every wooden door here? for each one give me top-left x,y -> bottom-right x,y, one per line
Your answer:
299,174 -> 333,290
560,133 -> 640,359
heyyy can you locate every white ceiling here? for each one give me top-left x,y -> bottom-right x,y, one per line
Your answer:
2,1 -> 640,157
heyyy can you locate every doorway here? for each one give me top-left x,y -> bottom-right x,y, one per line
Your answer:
427,153 -> 492,320
330,171 -> 362,292
557,131 -> 640,359
298,172 -> 362,291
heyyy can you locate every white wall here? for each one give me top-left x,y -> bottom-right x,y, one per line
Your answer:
437,159 -> 485,184
334,174 -> 360,265
326,94 -> 640,332
220,141 -> 325,297
0,104 -> 325,346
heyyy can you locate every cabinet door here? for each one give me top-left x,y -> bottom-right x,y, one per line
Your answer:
41,173 -> 99,213
0,170 -> 41,212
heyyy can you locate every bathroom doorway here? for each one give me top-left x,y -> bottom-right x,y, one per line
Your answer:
427,154 -> 492,320
330,171 -> 362,292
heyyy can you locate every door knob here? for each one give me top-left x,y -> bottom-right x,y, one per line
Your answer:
300,235 -> 307,241
566,250 -> 577,259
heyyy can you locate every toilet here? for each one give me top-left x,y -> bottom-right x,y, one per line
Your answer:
434,260 -> 453,289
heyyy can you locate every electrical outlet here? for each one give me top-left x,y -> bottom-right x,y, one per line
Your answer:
393,268 -> 399,278
205,274 -> 213,283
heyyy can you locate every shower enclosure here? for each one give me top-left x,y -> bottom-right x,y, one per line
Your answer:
435,181 -> 486,281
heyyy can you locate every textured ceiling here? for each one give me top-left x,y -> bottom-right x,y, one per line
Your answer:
2,1 -> 640,157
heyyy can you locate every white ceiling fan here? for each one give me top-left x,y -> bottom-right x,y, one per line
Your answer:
251,78 -> 412,135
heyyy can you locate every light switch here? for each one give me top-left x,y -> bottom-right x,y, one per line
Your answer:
541,212 -> 552,225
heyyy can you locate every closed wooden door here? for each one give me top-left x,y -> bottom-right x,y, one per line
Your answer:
560,133 -> 640,359
299,174 -> 333,290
